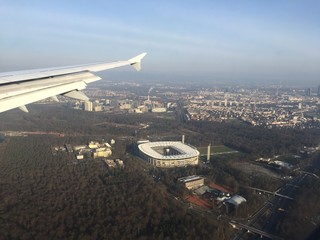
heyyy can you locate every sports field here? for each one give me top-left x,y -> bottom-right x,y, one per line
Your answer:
197,145 -> 237,156
185,195 -> 212,209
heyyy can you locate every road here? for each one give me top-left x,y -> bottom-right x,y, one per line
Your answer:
176,100 -> 188,123
232,172 -> 309,240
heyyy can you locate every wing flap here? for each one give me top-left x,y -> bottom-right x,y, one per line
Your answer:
0,72 -> 100,100
0,53 -> 147,113
63,90 -> 89,101
0,81 -> 87,113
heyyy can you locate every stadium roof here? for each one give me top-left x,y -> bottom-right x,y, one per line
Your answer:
138,141 -> 199,160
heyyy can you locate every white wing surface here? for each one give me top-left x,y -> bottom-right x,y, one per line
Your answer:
0,53 -> 146,113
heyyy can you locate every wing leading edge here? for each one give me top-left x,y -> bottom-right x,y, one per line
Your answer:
0,53 -> 147,113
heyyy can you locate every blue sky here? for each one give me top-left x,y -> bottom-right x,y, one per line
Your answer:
0,1 -> 319,85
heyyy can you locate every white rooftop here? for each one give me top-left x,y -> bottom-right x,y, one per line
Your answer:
226,195 -> 246,206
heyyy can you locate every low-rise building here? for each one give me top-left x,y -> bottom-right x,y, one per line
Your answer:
115,159 -> 124,168
151,107 -> 167,113
76,154 -> 84,160
104,159 -> 116,168
94,105 -> 102,112
178,175 -> 204,190
65,144 -> 73,153
226,195 -> 246,206
93,147 -> 112,158
89,141 -> 100,149
73,145 -> 87,151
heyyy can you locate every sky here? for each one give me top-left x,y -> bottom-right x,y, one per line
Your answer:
0,0 -> 319,86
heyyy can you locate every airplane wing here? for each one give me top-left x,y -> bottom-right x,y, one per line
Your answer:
0,53 -> 147,113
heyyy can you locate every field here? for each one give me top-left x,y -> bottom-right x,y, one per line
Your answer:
209,182 -> 233,194
185,195 -> 212,209
197,145 -> 237,156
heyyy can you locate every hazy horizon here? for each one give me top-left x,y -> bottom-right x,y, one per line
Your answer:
0,1 -> 319,85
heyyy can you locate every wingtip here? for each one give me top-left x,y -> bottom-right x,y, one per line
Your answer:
129,52 -> 147,71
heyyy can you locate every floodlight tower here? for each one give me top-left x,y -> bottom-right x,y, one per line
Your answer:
207,144 -> 211,162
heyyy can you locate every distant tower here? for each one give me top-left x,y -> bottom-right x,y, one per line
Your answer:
317,85 -> 320,97
147,87 -> 153,103
207,144 -> 211,162
182,134 -> 185,144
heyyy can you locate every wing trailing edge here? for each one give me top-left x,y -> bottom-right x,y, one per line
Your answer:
0,53 -> 147,113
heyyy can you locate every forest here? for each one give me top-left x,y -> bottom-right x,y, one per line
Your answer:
0,136 -> 233,239
0,104 -> 319,239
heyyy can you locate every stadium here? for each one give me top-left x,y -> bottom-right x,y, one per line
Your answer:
138,141 -> 199,168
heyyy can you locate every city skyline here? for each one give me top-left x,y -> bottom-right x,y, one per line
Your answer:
0,1 -> 319,85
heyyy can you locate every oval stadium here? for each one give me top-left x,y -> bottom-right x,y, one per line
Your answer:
138,141 -> 199,168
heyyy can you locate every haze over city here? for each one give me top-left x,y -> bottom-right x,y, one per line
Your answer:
1,1 -> 319,85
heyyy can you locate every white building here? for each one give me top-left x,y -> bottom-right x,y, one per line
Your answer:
151,107 -> 167,113
226,195 -> 246,206
84,101 -> 93,111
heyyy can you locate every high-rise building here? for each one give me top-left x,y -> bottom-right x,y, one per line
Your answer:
84,101 -> 93,111
317,85 -> 320,97
306,88 -> 311,96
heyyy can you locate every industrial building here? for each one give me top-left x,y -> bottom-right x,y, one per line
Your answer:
178,175 -> 204,189
138,141 -> 199,168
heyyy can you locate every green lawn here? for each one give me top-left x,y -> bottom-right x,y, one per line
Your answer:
197,145 -> 236,155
